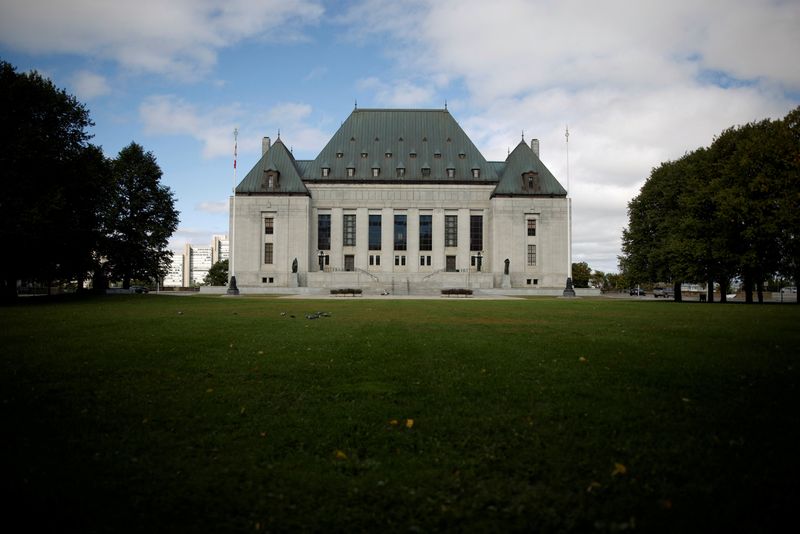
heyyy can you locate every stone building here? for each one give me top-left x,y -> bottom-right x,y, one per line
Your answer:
230,108 -> 569,293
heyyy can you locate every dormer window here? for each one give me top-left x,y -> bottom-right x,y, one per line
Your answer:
434,151 -> 442,159
336,151 -> 343,159
409,151 -> 417,159
522,171 -> 540,191
472,168 -> 480,179
458,152 -> 466,159
446,167 -> 455,178
385,151 -> 392,158
421,166 -> 431,177
397,167 -> 405,178
372,167 -> 380,177
321,167 -> 330,177
263,170 -> 279,190
361,152 -> 368,159
346,165 -> 355,177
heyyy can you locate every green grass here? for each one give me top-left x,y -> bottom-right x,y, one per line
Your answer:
1,295 -> 798,533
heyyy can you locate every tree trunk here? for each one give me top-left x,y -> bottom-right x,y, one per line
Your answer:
757,279 -> 764,304
744,269 -> 754,303
719,277 -> 729,303
707,276 -> 715,303
673,281 -> 682,302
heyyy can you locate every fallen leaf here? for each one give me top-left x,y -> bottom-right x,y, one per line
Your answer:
206,388 -> 214,393
611,462 -> 627,476
405,418 -> 414,429
389,419 -> 399,426
335,450 -> 348,460
587,481 -> 602,492
579,357 -> 588,363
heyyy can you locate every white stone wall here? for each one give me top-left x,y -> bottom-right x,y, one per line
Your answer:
231,184 -> 569,289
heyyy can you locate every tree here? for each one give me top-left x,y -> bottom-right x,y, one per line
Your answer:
0,61 -> 111,297
204,259 -> 229,286
101,143 -> 179,289
571,262 -> 591,288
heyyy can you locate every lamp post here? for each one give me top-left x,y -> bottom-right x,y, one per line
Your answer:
227,128 -> 240,295
318,250 -> 325,272
476,250 -> 483,273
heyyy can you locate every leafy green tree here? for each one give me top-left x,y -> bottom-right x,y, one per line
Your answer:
571,262 -> 591,288
204,259 -> 229,286
0,61 -> 111,297
101,143 -> 179,289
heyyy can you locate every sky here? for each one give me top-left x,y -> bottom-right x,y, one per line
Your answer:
1,0 -> 798,274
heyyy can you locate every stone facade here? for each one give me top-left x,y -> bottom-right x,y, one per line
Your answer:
230,109 -> 569,292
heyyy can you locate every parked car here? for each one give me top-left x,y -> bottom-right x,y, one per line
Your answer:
130,285 -> 149,294
653,287 -> 674,298
629,288 -> 646,296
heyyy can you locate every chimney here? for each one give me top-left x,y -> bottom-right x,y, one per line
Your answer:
262,136 -> 271,155
531,138 -> 540,158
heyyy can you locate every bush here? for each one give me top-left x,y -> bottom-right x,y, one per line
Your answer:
330,288 -> 362,295
441,288 -> 473,296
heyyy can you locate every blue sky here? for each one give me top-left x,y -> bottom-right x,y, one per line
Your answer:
2,0 -> 798,273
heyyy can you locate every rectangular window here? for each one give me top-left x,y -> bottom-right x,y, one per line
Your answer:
527,219 -> 537,236
369,254 -> 381,266
470,215 -> 483,251
343,214 -> 356,246
420,255 -> 431,266
527,244 -> 537,266
264,217 -> 274,235
369,214 -> 381,250
317,214 -> 331,250
445,215 -> 458,247
419,214 -> 432,251
264,243 -> 273,264
394,214 -> 407,250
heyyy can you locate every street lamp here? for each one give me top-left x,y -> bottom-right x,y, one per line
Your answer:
318,250 -> 325,272
476,250 -> 482,273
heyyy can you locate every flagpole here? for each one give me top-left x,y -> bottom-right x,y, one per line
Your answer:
227,128 -> 240,295
563,124 -> 575,297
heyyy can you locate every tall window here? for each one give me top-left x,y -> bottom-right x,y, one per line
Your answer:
527,244 -> 537,266
394,214 -> 407,250
470,215 -> 483,251
527,219 -> 537,236
343,214 -> 356,246
264,243 -> 273,264
264,217 -> 274,235
369,214 -> 382,250
445,215 -> 458,247
419,215 -> 432,251
317,214 -> 331,250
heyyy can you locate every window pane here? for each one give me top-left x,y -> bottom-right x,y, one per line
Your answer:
528,219 -> 537,236
369,215 -> 381,250
264,243 -> 273,264
470,215 -> 482,251
419,215 -> 432,251
317,214 -> 331,250
527,244 -> 537,266
264,217 -> 274,235
394,214 -> 407,250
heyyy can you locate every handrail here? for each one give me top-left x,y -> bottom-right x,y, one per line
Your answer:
422,268 -> 444,281
355,268 -> 379,282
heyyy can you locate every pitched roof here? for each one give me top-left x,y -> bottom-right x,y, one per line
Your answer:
235,139 -> 310,195
235,109 -> 566,196
492,141 -> 567,197
305,109 -> 497,183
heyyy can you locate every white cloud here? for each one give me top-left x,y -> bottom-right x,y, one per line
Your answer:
338,0 -> 799,272
69,70 -> 111,100
0,0 -> 324,79
357,77 -> 436,107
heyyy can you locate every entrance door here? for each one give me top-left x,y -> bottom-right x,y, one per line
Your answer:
446,255 -> 456,272
344,255 -> 355,272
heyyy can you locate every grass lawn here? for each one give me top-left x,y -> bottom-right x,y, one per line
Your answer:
1,295 -> 798,532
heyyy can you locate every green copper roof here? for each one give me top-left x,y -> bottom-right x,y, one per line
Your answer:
236,139 -> 310,195
492,141 -> 567,197
236,109 -> 566,196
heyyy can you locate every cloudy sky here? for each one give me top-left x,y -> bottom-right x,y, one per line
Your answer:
1,0 -> 798,273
